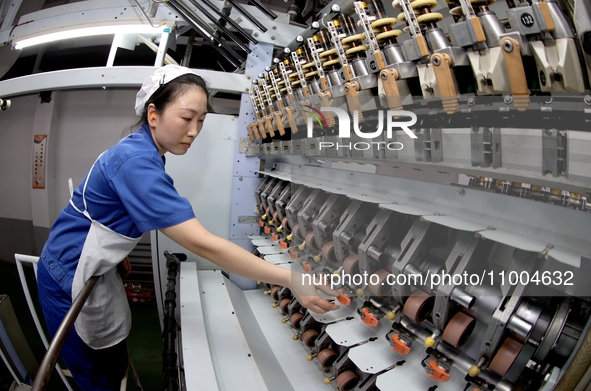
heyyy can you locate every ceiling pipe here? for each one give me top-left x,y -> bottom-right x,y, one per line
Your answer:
224,0 -> 268,33
246,0 -> 278,21
166,0 -> 244,68
186,0 -> 251,54
201,0 -> 258,45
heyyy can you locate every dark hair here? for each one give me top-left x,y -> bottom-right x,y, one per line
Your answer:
126,73 -> 212,134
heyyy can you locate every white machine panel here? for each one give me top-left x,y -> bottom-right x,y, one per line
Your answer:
326,315 -> 391,347
348,339 -> 401,374
264,254 -> 292,264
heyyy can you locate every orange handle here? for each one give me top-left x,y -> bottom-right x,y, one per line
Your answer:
389,334 -> 411,355
427,360 -> 451,382
360,308 -> 380,327
337,290 -> 352,306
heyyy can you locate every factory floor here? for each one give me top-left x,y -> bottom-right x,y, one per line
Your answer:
0,260 -> 163,391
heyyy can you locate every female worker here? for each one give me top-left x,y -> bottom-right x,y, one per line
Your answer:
36,65 -> 339,390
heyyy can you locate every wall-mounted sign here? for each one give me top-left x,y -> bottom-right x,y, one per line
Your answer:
33,135 -> 47,189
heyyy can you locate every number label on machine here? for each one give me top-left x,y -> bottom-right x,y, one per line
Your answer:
521,13 -> 535,28
32,134 -> 47,189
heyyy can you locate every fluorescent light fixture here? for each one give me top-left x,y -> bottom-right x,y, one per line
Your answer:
13,24 -> 166,50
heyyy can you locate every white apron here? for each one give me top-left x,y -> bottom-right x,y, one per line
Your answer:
70,153 -> 142,349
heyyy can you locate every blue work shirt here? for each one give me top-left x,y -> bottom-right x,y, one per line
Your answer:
40,123 -> 195,294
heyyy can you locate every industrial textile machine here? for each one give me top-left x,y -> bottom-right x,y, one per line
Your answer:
237,0 -> 591,390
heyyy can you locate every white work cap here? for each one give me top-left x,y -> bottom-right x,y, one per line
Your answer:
135,65 -> 199,117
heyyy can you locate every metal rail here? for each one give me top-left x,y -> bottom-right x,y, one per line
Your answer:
31,276 -> 100,391
166,0 -> 245,68
225,0 -> 268,33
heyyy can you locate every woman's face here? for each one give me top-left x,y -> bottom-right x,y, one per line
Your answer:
148,86 -> 208,155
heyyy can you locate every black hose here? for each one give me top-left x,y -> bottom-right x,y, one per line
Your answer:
162,251 -> 185,391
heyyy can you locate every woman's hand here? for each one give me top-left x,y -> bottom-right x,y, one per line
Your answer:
289,272 -> 340,314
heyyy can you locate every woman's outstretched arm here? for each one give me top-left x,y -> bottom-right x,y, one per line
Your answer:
160,218 -> 339,313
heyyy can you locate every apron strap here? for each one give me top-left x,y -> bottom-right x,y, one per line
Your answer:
69,151 -> 106,220
68,178 -> 74,198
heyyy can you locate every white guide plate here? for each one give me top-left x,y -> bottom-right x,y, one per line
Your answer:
252,239 -> 276,246
325,313 -> 391,347
375,343 -> 469,391
309,301 -> 357,323
264,254 -> 292,264
348,338 -> 398,374
256,246 -> 286,255
248,235 -> 269,240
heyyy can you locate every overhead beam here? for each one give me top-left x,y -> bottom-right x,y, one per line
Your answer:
0,66 -> 250,98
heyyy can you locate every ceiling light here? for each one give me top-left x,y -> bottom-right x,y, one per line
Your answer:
13,24 -> 166,50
